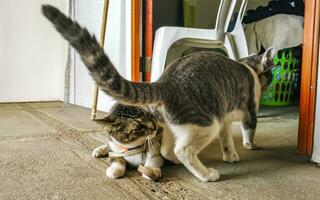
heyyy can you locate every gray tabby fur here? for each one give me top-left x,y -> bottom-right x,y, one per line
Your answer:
42,5 -> 276,182
92,103 -> 163,180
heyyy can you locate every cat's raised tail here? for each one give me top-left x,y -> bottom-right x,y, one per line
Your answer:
42,5 -> 162,105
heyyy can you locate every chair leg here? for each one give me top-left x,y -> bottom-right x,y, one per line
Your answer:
151,29 -> 176,81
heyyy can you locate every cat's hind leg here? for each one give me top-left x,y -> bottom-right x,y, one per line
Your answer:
106,157 -> 126,179
170,121 -> 221,182
92,144 -> 108,158
218,122 -> 240,163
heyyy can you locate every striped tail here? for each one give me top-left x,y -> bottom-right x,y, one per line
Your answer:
42,5 -> 162,105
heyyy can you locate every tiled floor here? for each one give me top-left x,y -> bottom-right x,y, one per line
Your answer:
0,102 -> 318,200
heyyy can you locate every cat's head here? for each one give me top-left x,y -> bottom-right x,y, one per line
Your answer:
239,47 -> 277,91
97,104 -> 158,147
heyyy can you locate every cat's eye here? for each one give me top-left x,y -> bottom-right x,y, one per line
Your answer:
134,124 -> 146,132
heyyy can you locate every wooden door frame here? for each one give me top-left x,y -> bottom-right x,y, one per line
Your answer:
298,0 -> 320,154
132,0 -> 140,82
131,0 -> 153,82
145,0 -> 153,82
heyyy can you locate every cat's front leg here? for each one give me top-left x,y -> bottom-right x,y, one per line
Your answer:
139,155 -> 164,181
241,111 -> 259,150
160,125 -> 181,164
241,125 -> 259,150
92,144 -> 109,158
140,138 -> 164,181
218,123 -> 240,163
106,157 -> 126,179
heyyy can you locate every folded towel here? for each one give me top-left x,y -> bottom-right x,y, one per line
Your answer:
244,14 -> 304,54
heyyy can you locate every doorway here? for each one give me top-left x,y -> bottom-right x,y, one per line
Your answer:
133,0 -> 319,156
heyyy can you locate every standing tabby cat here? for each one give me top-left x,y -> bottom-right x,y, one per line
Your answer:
42,5 -> 276,182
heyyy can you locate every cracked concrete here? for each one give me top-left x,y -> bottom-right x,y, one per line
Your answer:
0,102 -> 319,200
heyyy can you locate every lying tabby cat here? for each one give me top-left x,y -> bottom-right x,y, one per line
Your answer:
92,103 -> 163,180
42,5 -> 275,182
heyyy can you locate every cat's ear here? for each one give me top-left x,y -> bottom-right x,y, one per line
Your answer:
260,47 -> 277,73
239,47 -> 277,74
239,54 -> 262,73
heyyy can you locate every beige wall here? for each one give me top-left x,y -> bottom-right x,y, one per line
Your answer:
0,0 -> 68,102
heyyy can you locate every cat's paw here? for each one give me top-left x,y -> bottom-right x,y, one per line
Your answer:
243,142 -> 260,150
92,145 -> 108,158
142,168 -> 161,181
138,165 -> 162,181
206,168 -> 220,182
106,165 -> 125,179
223,151 -> 240,163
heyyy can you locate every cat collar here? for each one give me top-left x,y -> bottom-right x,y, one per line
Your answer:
108,130 -> 162,158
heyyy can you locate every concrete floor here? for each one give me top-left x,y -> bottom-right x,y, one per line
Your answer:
0,102 -> 319,200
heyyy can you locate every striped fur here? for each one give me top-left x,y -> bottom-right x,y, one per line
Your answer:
43,5 -> 277,182
42,5 -> 161,105
42,4 -> 275,127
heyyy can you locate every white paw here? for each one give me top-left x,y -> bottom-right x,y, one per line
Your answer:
142,174 -> 151,180
243,142 -> 259,150
92,146 -> 108,158
141,168 -> 161,181
223,151 -> 240,163
106,165 -> 125,179
206,168 -> 220,182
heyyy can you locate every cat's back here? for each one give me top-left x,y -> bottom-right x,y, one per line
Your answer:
159,51 -> 251,85
157,51 -> 255,125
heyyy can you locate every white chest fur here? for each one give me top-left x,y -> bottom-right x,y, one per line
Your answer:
108,141 -> 147,167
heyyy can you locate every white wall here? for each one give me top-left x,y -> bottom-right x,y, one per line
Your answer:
312,39 -> 320,163
0,0 -> 270,104
0,0 -> 68,102
98,0 -> 131,112
69,0 -> 131,112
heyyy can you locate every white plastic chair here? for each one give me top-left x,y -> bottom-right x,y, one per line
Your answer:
226,0 -> 248,59
151,0 -> 248,82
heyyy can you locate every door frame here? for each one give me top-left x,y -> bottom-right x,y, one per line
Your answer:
312,40 -> 320,162
298,0 -> 320,154
131,0 -> 140,82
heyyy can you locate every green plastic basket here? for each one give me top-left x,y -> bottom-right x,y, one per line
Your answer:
260,48 -> 300,106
